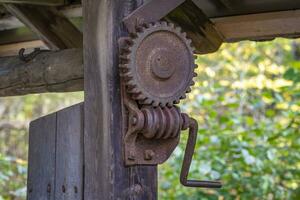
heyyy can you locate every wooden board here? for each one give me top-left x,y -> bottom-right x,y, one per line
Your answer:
55,104 -> 83,200
27,113 -> 56,200
83,0 -> 158,199
212,9 -> 300,42
27,103 -> 84,200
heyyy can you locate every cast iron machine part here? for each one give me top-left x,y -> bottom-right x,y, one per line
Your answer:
120,0 -> 222,189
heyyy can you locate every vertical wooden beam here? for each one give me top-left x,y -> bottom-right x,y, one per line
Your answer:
83,0 -> 157,199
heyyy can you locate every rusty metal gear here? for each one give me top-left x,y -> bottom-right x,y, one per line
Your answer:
120,21 -> 197,107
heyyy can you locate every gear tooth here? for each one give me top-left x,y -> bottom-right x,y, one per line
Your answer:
121,47 -> 131,54
186,38 -> 192,45
121,72 -> 133,79
161,21 -> 168,27
166,102 -> 173,107
159,102 -> 167,107
126,80 -> 136,87
128,87 -> 140,94
193,72 -> 198,77
132,93 -> 146,101
168,22 -> 175,28
152,101 -> 160,107
194,63 -> 198,69
119,64 -> 124,69
190,80 -> 195,86
142,98 -> 153,105
119,55 -> 129,63
180,94 -> 187,100
124,37 -> 133,46
140,23 -> 149,29
129,32 -> 138,38
186,87 -> 192,93
175,26 -> 182,32
194,55 -> 198,60
136,25 -> 144,33
174,99 -> 181,104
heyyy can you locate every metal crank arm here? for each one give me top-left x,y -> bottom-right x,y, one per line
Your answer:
180,116 -> 222,188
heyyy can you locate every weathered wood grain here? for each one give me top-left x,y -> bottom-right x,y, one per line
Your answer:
212,9 -> 300,42
0,48 -> 83,97
4,4 -> 83,50
27,113 -> 56,200
55,103 -> 84,200
83,0 -> 157,199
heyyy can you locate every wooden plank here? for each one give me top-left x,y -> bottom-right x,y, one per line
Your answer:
83,0 -> 158,199
0,0 -> 65,6
27,113 -> 56,200
4,4 -> 83,50
212,9 -> 300,42
0,48 -> 83,97
55,103 -> 83,200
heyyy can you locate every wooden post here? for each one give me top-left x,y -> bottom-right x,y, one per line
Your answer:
83,0 -> 157,199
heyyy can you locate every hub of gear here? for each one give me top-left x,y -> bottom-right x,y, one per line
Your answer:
120,21 -> 197,107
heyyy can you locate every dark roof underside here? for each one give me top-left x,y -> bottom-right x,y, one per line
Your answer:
193,0 -> 300,18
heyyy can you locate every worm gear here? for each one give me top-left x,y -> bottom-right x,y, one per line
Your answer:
120,21 -> 197,107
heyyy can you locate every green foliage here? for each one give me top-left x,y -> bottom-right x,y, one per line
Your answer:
0,39 -> 299,200
159,39 -> 300,200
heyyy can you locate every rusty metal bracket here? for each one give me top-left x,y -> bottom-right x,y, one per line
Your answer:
123,0 -> 186,33
119,9 -> 223,187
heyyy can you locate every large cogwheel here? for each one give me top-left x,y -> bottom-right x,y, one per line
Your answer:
120,21 -> 197,107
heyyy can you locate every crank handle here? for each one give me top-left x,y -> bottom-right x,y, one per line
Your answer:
180,117 -> 222,188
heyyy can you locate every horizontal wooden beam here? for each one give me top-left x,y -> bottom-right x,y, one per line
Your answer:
212,9 -> 300,42
0,48 -> 83,97
0,0 -> 66,6
0,27 -> 38,45
4,4 -> 83,50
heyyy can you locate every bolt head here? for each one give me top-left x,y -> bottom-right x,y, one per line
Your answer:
144,150 -> 155,160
